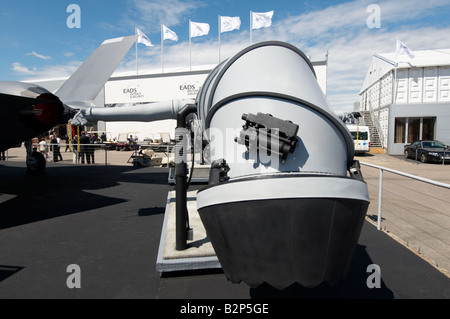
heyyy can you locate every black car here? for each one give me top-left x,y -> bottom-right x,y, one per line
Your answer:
404,140 -> 450,163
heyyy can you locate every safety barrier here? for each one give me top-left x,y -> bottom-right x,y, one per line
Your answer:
4,143 -> 175,168
39,143 -> 110,166
360,161 -> 450,230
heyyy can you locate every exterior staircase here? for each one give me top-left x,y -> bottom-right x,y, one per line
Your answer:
360,111 -> 384,153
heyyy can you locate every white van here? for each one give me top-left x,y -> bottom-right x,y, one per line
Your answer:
347,125 -> 370,154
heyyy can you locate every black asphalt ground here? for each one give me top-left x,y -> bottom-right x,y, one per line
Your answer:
0,161 -> 449,302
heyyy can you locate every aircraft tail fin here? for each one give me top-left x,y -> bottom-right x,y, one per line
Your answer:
55,35 -> 138,104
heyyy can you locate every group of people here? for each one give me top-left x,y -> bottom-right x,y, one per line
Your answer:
36,134 -> 63,162
35,131 -> 98,164
73,131 -> 97,164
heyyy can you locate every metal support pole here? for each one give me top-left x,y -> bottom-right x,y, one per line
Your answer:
167,145 -> 170,172
443,148 -> 446,166
175,160 -> 188,250
175,103 -> 197,251
133,143 -> 138,167
377,169 -> 383,230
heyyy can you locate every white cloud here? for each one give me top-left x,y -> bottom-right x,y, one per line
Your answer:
11,62 -> 36,75
96,21 -> 127,33
25,51 -> 51,60
21,61 -> 81,81
127,0 -> 203,32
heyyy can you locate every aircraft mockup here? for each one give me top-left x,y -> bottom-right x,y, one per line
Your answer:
0,35 -> 138,173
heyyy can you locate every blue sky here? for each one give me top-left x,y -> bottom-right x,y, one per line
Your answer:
1,0 -> 450,111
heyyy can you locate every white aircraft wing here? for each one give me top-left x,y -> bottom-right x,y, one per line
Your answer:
56,35 -> 138,106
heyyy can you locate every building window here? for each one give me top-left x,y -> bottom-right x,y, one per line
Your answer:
407,117 -> 421,143
422,117 -> 436,140
394,117 -> 436,143
394,117 -> 406,143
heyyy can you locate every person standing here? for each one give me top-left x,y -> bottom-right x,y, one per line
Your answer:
38,137 -> 48,161
31,137 -> 39,152
55,134 -> 63,161
50,135 -> 58,162
79,131 -> 90,164
72,135 -> 78,163
89,133 -> 96,164
64,135 -> 70,152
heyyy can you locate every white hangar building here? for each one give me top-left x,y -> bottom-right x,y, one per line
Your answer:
358,49 -> 450,155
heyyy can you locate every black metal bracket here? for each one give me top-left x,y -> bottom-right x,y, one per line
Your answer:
208,159 -> 230,185
235,112 -> 299,164
348,160 -> 365,182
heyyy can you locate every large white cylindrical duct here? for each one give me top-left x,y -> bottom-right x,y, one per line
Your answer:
196,41 -> 370,289
197,41 -> 354,179
69,99 -> 195,126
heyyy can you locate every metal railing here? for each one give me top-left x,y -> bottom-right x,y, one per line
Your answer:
360,161 -> 450,230
4,143 -> 175,168
39,143 -> 111,166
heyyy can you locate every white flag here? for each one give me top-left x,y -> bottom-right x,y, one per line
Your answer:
252,11 -> 273,30
396,40 -> 415,59
190,21 -> 210,38
220,16 -> 241,33
136,28 -> 153,47
163,25 -> 178,41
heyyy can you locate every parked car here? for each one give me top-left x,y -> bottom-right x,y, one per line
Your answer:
404,140 -> 450,163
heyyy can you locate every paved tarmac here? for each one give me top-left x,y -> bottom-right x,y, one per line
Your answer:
0,147 -> 449,300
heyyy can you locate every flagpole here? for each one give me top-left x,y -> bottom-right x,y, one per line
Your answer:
189,20 -> 192,71
136,41 -> 138,76
134,27 -> 138,75
218,15 -> 221,63
135,27 -> 138,76
250,11 -> 253,44
161,24 -> 163,73
394,39 -> 399,104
